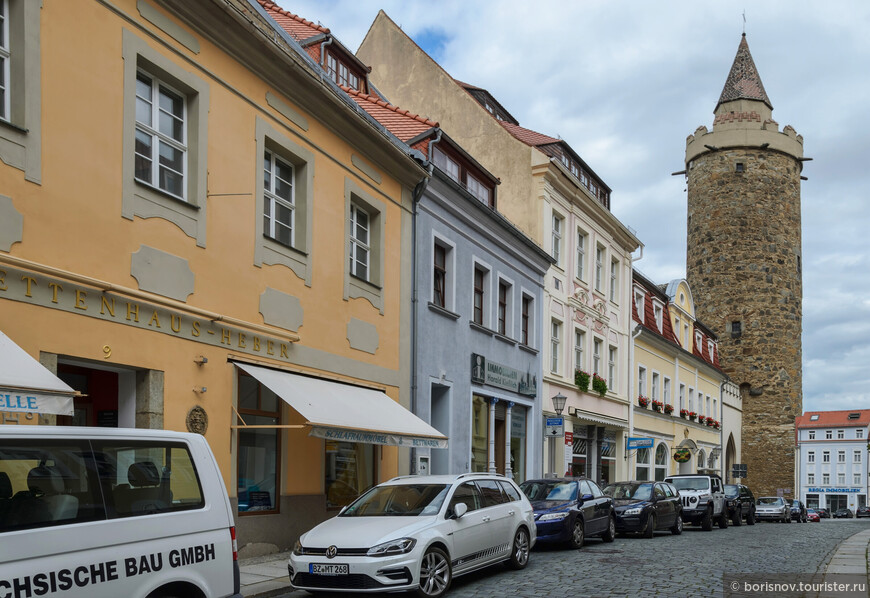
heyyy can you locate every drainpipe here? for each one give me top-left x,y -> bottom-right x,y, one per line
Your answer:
719,380 -> 726,481
627,324 -> 642,479
319,37 -> 334,73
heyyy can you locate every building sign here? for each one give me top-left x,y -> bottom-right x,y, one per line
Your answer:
0,266 -> 295,362
807,487 -> 861,494
470,353 -> 537,397
627,437 -> 654,450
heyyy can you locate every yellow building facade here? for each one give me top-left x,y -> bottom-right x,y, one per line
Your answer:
0,0 -> 431,554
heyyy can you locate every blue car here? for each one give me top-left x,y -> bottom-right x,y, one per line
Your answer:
519,478 -> 615,549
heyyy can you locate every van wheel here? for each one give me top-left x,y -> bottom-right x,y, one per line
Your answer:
717,508 -> 728,529
701,507 -> 713,531
747,508 -> 756,525
417,547 -> 451,597
732,507 -> 742,526
507,527 -> 530,570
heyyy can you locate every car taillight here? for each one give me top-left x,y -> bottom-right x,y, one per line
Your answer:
230,526 -> 238,561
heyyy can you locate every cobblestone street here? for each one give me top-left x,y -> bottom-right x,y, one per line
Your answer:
267,520 -> 870,598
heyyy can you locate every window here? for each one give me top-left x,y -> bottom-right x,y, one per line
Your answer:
432,146 -> 459,182
822,451 -> 830,463
594,245 -> 604,292
810,414 -> 820,421
837,430 -> 844,439
467,174 -> 490,205
497,280 -> 510,335
855,473 -> 862,486
551,213 -> 563,266
808,430 -> 816,440
326,54 -> 337,81
593,339 -> 602,375
713,398 -> 717,416
838,451 -> 845,463
663,378 -> 671,406
707,340 -> 715,360
337,63 -> 359,89
574,330 -> 585,372
822,473 -> 830,485
838,473 -> 845,486
854,450 -> 862,464
550,320 -> 561,374
654,445 -> 668,481
521,295 -> 532,346
237,371 -> 281,514
349,203 -> 370,281
808,451 -> 815,463
0,0 -> 8,121
635,447 -> 651,481
433,243 -> 447,308
826,430 -> 833,440
858,429 -> 865,439
653,304 -> 663,331
634,290 -> 645,321
807,473 -> 815,485
576,230 -> 587,280
608,346 -> 616,391
473,267 -> 486,326
688,388 -> 695,414
134,70 -> 187,199
638,366 -> 647,397
609,258 -> 619,302
679,384 -> 686,411
262,149 -> 294,246
706,396 -> 711,418
651,373 -> 659,401
731,321 -> 741,336
683,323 -> 690,349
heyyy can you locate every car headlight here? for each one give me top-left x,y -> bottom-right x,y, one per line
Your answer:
689,496 -> 698,504
293,540 -> 305,555
538,511 -> 570,522
624,507 -> 643,515
366,538 -> 417,557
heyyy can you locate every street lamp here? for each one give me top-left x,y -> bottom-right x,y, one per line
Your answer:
549,393 -> 568,476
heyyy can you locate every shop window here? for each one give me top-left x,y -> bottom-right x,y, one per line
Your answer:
237,372 -> 280,515
325,441 -> 375,509
470,396 -> 489,472
509,405 -> 527,483
655,444 -> 668,481
635,447 -> 651,481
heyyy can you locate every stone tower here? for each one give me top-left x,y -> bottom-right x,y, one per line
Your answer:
684,34 -> 804,497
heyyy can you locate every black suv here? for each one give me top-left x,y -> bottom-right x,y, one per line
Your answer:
724,483 -> 756,526
790,499 -> 808,523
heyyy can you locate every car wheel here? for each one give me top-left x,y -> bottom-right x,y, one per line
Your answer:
732,506 -> 742,526
569,518 -> 585,549
416,547 -> 451,598
643,513 -> 656,539
747,508 -> 756,526
506,527 -> 530,570
718,508 -> 728,529
701,507 -> 713,531
671,513 -> 683,535
602,515 -> 616,543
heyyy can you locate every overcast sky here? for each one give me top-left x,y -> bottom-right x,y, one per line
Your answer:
275,1 -> 869,414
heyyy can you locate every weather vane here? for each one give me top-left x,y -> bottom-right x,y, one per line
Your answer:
742,10 -> 746,35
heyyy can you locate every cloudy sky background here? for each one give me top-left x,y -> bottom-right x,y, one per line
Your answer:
275,0 -> 869,414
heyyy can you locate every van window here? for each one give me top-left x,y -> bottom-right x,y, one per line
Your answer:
0,438 -> 204,533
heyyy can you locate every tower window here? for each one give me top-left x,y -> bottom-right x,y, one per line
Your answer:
735,162 -> 745,173
731,321 -> 742,338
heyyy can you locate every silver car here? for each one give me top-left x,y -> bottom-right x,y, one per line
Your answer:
755,496 -> 791,523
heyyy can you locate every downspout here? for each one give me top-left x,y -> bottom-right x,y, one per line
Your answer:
720,379 -> 726,481
627,324 -> 643,477
319,37 -> 334,72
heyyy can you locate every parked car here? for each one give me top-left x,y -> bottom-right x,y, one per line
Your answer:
755,496 -> 791,522
816,507 -> 831,519
289,473 -> 536,597
724,483 -> 757,526
519,477 -> 615,549
790,499 -> 808,523
664,474 -> 728,531
806,509 -> 821,522
856,506 -> 870,518
834,508 -> 854,519
603,481 -> 683,537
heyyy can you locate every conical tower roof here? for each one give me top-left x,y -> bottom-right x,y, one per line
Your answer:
716,34 -> 772,112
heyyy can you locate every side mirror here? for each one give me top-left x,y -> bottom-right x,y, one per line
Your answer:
579,493 -> 594,503
452,503 -> 468,519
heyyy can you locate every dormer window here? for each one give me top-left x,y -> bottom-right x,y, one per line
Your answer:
432,145 -> 495,208
466,174 -> 490,205
633,289 -> 645,322
325,52 -> 361,91
432,146 -> 459,182
810,414 -> 820,421
653,302 -> 663,332
695,330 -> 703,350
707,340 -> 715,360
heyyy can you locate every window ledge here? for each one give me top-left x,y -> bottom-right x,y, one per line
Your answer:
427,302 -> 460,320
350,273 -> 382,292
135,179 -> 201,210
0,119 -> 28,134
469,321 -> 494,336
494,332 -> 517,346
519,344 -> 538,355
262,234 -> 308,257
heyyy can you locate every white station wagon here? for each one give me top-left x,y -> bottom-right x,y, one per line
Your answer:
288,472 -> 536,597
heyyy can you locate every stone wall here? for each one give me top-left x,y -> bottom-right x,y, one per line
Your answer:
686,148 -> 802,497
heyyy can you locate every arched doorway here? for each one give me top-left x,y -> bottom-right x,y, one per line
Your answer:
725,434 -> 737,483
677,439 -> 697,474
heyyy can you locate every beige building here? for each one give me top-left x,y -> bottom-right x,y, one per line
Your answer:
358,11 -> 640,484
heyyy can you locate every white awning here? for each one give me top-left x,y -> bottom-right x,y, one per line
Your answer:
0,331 -> 75,416
234,362 -> 447,449
571,410 -> 630,430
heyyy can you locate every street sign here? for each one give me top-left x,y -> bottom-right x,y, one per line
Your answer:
627,437 -> 654,450
545,417 -> 564,437
565,432 -> 574,445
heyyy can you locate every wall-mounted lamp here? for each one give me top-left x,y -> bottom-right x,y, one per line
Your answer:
551,393 -> 567,416
194,356 -> 208,365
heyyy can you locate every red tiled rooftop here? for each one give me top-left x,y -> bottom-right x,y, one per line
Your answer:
498,121 -> 560,147
258,1 -> 329,43
341,86 -> 438,143
796,410 -> 870,428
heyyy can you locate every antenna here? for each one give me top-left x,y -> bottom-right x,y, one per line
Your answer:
742,10 -> 746,35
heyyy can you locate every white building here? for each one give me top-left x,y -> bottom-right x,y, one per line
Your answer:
796,410 -> 870,512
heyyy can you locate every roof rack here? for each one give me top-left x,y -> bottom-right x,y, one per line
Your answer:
455,472 -> 507,480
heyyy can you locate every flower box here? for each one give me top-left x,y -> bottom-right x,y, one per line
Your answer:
592,374 -> 608,397
637,396 -> 650,408
652,399 -> 663,412
664,404 -> 674,415
575,370 -> 590,393
679,408 -> 688,419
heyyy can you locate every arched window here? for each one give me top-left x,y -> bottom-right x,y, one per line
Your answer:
697,449 -> 706,473
635,447 -> 651,481
654,444 -> 669,481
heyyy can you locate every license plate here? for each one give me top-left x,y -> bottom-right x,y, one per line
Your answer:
310,563 -> 349,575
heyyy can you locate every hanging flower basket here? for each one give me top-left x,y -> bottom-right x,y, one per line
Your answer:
652,399 -> 663,412
673,448 -> 691,463
592,374 -> 608,397
637,396 -> 650,408
575,370 -> 591,393
664,404 -> 674,415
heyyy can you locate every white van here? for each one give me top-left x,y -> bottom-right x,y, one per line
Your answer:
0,426 -> 242,598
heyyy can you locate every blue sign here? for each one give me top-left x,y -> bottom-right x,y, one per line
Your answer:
807,487 -> 860,494
546,417 -> 564,427
627,437 -> 654,450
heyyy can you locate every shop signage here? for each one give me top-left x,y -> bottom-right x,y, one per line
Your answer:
0,266 -> 294,362
627,437 -> 654,450
470,353 -> 537,397
807,487 -> 861,494
511,416 -> 526,438
309,426 -> 448,449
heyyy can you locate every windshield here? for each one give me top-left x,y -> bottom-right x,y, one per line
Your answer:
757,497 -> 784,506
669,477 -> 710,491
724,485 -> 739,498
520,481 -> 577,502
603,483 -> 652,501
340,484 -> 450,517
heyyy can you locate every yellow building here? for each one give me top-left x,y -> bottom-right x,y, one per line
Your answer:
628,272 -> 740,481
0,0 -> 437,554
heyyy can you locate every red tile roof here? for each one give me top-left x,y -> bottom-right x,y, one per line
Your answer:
341,86 -> 438,148
796,410 -> 870,429
717,34 -> 772,111
258,1 -> 328,42
498,121 -> 560,147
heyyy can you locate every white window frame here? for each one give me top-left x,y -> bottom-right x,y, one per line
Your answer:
688,388 -> 695,413
837,430 -> 844,439
576,229 -> 587,281
497,277 -> 512,337
609,258 -> 619,303
822,473 -> 830,485
807,473 -> 815,485
651,372 -> 659,401
837,472 -> 845,485
134,69 -> 188,200
432,146 -> 459,182
679,384 -> 685,411
608,346 -> 616,391
574,329 -> 585,372
349,202 -> 371,282
808,430 -> 816,440
826,430 -> 833,440
663,377 -> 671,406
854,472 -> 862,486
467,174 -> 490,205
550,319 -> 562,374
263,148 -> 295,247
653,302 -> 663,331
634,289 -> 645,323
638,366 -> 647,397
837,451 -> 845,463
854,450 -> 862,464
551,212 -> 563,266
822,451 -> 830,463
432,236 -> 455,311
594,245 -> 604,292
593,338 -> 602,376
520,292 -> 534,347
857,429 -> 864,439
807,451 -> 815,463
